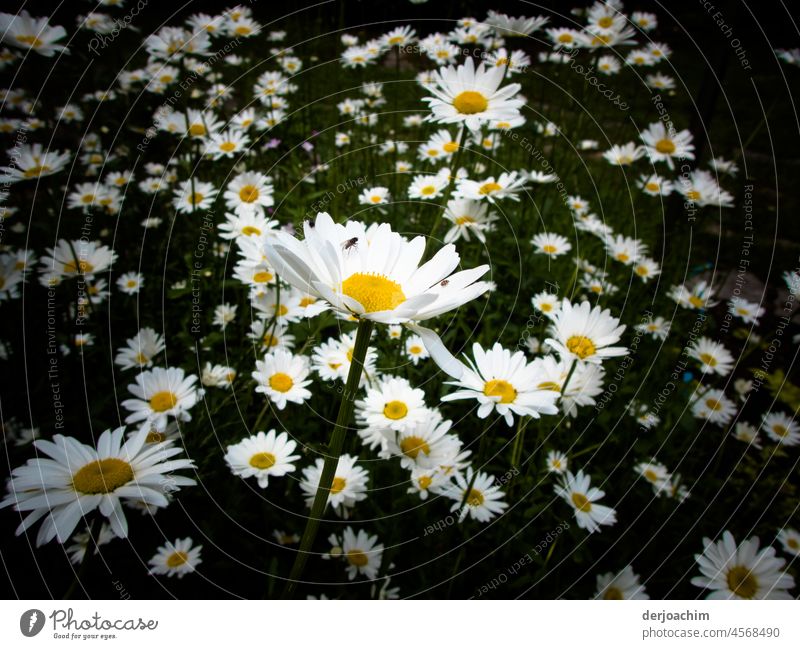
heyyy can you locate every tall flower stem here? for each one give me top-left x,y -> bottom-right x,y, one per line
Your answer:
283,317 -> 374,598
426,126 -> 469,249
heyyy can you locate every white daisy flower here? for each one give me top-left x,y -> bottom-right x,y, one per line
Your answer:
692,531 -> 795,599
546,449 -> 568,474
0,11 -> 67,57
640,121 -> 695,169
200,363 -> 236,388
148,537 -> 202,579
405,334 -> 430,365
408,172 -> 449,199
777,528 -> 800,557
116,271 -> 143,295
114,327 -> 165,370
689,337 -> 734,376
252,348 -> 312,410
555,469 -> 617,534
762,412 -> 800,446
223,171 -> 275,215
172,179 -> 218,213
224,429 -> 300,488
407,467 -> 449,500
441,342 -> 560,426
732,422 -> 762,449
356,376 -> 428,432
691,389 -> 736,426
0,426 -> 196,545
301,454 -> 369,516
421,56 -> 523,131
532,232 -> 572,257
358,186 -> 391,206
382,412 -> 462,471
532,291 -> 561,318
446,468 -> 509,523
326,527 -> 384,580
121,367 -> 202,432
263,212 -> 491,378
728,298 -> 765,325
545,299 -> 627,364
670,280 -> 718,310
595,566 -> 649,600
311,332 -> 378,386
454,171 -> 527,202
442,198 -> 498,244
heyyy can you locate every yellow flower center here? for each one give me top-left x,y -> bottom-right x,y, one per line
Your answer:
705,398 -> 722,411
772,425 -> 788,437
347,549 -> 369,567
788,538 -> 799,549
342,272 -> 406,313
383,400 -> 409,420
418,475 -> 433,490
188,192 -> 204,206
727,565 -> 758,599
219,141 -> 236,152
453,90 -> 489,114
249,452 -> 276,470
241,225 -> 262,236
479,182 -> 502,195
331,477 -> 346,494
420,185 -> 437,196
443,141 -> 459,153
645,182 -> 659,192
571,492 -> 592,512
388,35 -> 404,44
17,34 -> 43,47
654,139 -> 676,154
686,189 -> 701,201
688,295 -> 704,308
603,587 -> 624,600
616,253 -> 630,262
537,381 -> 561,392
467,488 -> 484,507
558,33 -> 574,43
698,353 -> 717,367
400,436 -> 431,459
150,391 -> 178,412
483,379 -> 517,404
145,431 -> 166,443
188,124 -> 206,136
598,16 -> 614,28
566,335 -> 596,359
252,271 -> 273,283
269,372 -> 294,393
166,551 -> 189,568
455,215 -> 475,225
63,260 -> 94,274
542,244 -> 558,254
23,164 -> 52,178
235,25 -> 252,35
635,265 -> 649,276
409,345 -> 423,354
239,185 -> 259,202
72,458 -> 134,494
643,469 -> 659,483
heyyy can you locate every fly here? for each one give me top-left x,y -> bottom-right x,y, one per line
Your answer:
342,237 -> 359,252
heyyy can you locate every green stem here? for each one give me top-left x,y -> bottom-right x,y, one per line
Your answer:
283,317 -> 374,598
510,415 -> 529,469
426,127 -> 469,249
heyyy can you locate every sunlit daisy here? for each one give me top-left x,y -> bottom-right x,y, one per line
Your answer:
252,348 -> 312,410
224,430 -> 300,488
148,537 -> 202,579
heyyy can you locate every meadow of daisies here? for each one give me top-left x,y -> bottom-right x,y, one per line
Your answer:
0,0 -> 798,601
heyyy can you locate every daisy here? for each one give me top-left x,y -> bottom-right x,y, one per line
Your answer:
634,460 -> 672,496
689,337 -> 734,376
678,170 -> 734,208
547,27 -> 581,49
532,291 -> 561,318
148,537 -> 202,579
213,303 -> 237,330
219,211 -> 278,242
223,171 -> 274,214
381,25 -> 416,48
311,332 -> 378,386
640,122 -> 695,169
1,143 -> 70,183
728,298 -> 765,325
485,11 -> 548,37
485,48 -> 531,74
301,454 -> 369,516
116,272 -> 143,295
446,468 -> 509,522
122,367 -> 202,432
633,258 -> 661,282
670,280 -> 718,310
327,527 -> 384,580
421,56 -> 524,131
405,335 -> 430,365
356,376 -> 428,432
546,450 -> 568,474
248,320 -> 295,351
273,529 -> 300,546
263,212 -> 491,378
200,363 -> 236,388
407,467 -> 449,500
252,348 -> 312,410
777,529 -> 800,557
602,142 -> 645,166
646,72 -> 675,90
224,430 -> 300,488
66,523 -> 116,565
454,171 -> 527,202
732,422 -> 762,449
595,566 -> 649,600
605,235 -> 646,265
555,470 -> 617,533
114,328 -> 165,370
529,355 -> 606,417
762,412 -> 800,446
358,186 -> 391,206
408,172 -> 449,199
632,11 -> 657,30
0,11 -> 67,57
545,299 -> 627,364
692,389 -> 736,426
382,412 -> 462,471
532,232 -> 572,257
206,129 -> 250,159
172,179 -> 218,213
441,198 -> 497,244
692,531 -> 795,599
441,342 -> 560,426
0,426 -> 196,545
